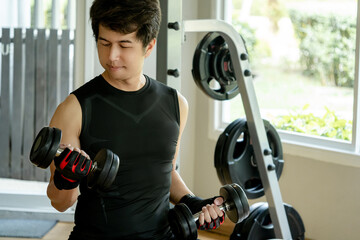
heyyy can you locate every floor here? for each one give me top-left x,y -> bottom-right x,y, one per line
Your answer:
0,222 -> 74,240
0,220 -> 235,240
0,220 -> 310,240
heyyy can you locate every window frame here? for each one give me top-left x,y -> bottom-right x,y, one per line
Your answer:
213,0 -> 360,166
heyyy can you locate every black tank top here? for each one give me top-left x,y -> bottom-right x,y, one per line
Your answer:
70,75 -> 180,240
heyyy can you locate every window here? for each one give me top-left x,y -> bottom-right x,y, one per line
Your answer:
219,0 -> 360,152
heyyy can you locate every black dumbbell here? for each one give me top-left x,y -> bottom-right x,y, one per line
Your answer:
168,183 -> 250,240
30,127 -> 120,190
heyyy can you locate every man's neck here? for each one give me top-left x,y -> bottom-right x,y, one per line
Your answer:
102,72 -> 146,92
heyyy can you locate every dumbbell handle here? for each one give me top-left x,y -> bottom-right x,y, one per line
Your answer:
192,202 -> 229,221
55,148 -> 97,171
56,148 -> 63,156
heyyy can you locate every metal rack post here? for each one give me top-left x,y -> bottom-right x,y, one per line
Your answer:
183,19 -> 292,240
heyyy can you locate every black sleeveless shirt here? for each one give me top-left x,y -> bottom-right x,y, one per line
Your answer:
69,75 -> 180,240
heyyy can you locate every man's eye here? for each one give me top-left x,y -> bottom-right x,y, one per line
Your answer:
101,42 -> 111,47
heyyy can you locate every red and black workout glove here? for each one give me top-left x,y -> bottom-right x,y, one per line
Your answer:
179,194 -> 225,230
53,148 -> 92,190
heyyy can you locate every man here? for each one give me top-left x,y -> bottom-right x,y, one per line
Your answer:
46,0 -> 224,239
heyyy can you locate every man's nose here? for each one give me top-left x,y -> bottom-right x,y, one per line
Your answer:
109,45 -> 121,61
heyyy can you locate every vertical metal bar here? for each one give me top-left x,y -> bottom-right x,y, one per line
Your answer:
156,0 -> 182,90
35,29 -> 47,133
183,19 -> 292,239
51,0 -> 60,29
60,30 -> 70,102
47,29 -> 58,124
0,28 -> 11,178
352,1 -> 360,152
35,29 -> 47,181
156,0 -> 168,85
18,0 -> 31,28
23,29 -> 36,180
67,0 -> 76,30
11,28 -> 23,179
34,0 -> 45,28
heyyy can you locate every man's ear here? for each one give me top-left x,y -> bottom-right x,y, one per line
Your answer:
144,38 -> 156,58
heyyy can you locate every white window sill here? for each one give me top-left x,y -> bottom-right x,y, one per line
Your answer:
282,140 -> 360,168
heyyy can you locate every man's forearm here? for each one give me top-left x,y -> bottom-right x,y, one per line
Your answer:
169,170 -> 193,204
47,179 -> 79,212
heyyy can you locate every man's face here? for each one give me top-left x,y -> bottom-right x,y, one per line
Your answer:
97,24 -> 154,82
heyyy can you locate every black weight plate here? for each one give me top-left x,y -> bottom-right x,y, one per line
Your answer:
231,183 -> 250,220
169,203 -> 198,240
225,119 -> 253,187
220,183 -> 249,223
168,205 -> 188,240
180,204 -> 198,240
102,152 -> 120,189
192,32 -> 239,100
261,120 -> 284,180
222,118 -> 284,199
230,202 -> 265,240
231,202 -> 305,240
217,48 -> 236,85
215,118 -> 243,185
221,119 -> 255,197
237,203 -> 269,240
216,118 -> 249,186
30,127 -> 53,168
48,127 -> 62,164
88,148 -> 114,189
30,127 -> 61,169
247,203 -> 305,240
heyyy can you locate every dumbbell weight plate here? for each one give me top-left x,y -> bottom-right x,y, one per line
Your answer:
168,203 -> 198,240
192,32 -> 239,100
87,148 -> 120,190
102,153 -> 120,189
30,127 -> 62,169
220,183 -> 250,223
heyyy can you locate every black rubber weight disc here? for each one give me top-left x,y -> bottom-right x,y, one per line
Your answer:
102,152 -> 120,189
30,127 -> 61,169
88,149 -> 112,189
168,204 -> 198,240
247,203 -> 305,240
230,202 -> 305,240
215,118 -> 244,186
231,183 -> 250,221
219,118 -> 284,199
220,184 -> 246,223
192,32 -> 239,100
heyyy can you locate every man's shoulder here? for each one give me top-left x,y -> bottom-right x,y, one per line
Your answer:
72,75 -> 102,98
147,75 -> 177,93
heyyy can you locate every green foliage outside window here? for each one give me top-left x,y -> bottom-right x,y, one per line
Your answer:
289,10 -> 356,87
272,104 -> 352,141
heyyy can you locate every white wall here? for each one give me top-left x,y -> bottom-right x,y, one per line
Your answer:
177,0 -> 199,191
180,1 -> 360,240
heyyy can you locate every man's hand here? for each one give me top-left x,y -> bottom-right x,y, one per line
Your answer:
179,194 -> 226,230
53,144 -> 92,190
197,197 -> 225,230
